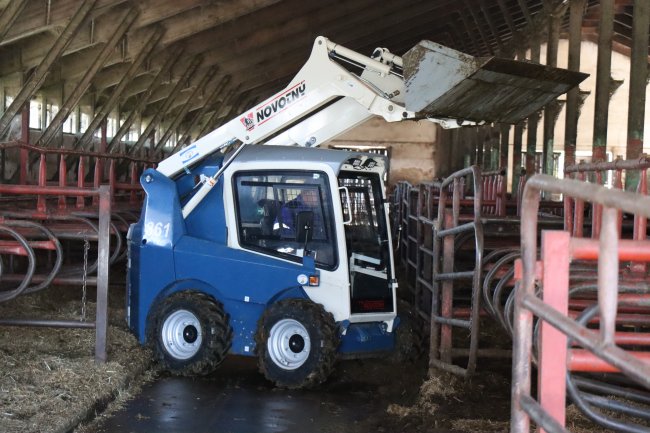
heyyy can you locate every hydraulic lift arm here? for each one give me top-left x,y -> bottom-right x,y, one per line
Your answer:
155,35 -> 587,218
156,36 -> 426,217
157,36 -> 418,179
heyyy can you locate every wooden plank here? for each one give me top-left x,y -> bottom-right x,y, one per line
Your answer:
159,0 -> 282,46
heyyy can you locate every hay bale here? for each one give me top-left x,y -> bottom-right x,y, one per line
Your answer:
0,291 -> 151,433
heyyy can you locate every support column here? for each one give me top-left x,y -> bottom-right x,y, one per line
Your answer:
592,0 -> 614,163
19,102 -> 29,184
513,122 -> 524,192
513,45 -> 526,192
491,131 -> 499,169
96,120 -> 107,183
526,36 -> 542,175
564,0 -> 586,169
475,127 -> 483,167
500,124 -> 510,173
625,0 -> 650,190
543,1 -> 567,177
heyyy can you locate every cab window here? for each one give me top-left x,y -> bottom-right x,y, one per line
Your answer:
234,171 -> 337,269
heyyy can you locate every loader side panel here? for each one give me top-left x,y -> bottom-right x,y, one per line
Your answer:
128,169 -> 186,341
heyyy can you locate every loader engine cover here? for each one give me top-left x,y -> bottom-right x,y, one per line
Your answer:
402,40 -> 588,124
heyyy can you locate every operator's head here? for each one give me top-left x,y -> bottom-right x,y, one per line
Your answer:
302,188 -> 318,205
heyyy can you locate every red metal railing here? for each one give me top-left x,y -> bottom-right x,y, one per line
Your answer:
512,175 -> 650,433
0,141 -> 152,363
0,140 -> 152,209
564,155 -> 650,240
0,184 -> 112,363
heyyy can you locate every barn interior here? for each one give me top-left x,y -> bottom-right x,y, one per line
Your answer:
1,0 -> 650,432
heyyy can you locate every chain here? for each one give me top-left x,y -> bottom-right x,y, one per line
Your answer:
81,238 -> 89,321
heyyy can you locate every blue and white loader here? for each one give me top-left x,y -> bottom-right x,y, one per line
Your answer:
127,36 -> 586,388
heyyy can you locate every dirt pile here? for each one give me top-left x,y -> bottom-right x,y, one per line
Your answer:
382,365 -> 514,432
386,372 -> 460,418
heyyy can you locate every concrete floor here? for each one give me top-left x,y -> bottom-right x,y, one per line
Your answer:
85,356 -> 423,433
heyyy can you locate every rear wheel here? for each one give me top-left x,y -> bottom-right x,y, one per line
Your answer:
256,299 -> 338,389
148,291 -> 232,376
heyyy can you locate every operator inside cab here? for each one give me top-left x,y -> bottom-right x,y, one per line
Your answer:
274,188 -> 324,239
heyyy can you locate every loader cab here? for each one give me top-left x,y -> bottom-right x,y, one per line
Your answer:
226,146 -> 396,325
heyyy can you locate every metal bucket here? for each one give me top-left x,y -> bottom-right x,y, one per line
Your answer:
403,40 -> 588,124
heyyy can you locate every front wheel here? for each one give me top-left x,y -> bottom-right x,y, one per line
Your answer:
256,299 -> 338,389
148,291 -> 232,376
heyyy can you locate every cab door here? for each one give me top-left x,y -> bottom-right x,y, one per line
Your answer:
338,171 -> 396,319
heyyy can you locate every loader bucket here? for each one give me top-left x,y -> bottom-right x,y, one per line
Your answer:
402,40 -> 588,124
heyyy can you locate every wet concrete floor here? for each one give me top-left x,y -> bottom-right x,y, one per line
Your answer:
86,356 -> 426,433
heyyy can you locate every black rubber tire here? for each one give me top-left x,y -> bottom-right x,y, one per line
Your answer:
390,300 -> 424,363
148,291 -> 232,376
255,298 -> 338,389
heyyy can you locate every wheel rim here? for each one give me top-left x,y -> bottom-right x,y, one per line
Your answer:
161,309 -> 203,360
268,318 -> 311,370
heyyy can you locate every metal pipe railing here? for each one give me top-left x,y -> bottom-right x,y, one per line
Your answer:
512,174 -> 650,433
0,184 -> 112,363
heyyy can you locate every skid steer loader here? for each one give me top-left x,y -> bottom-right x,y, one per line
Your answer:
127,36 -> 586,388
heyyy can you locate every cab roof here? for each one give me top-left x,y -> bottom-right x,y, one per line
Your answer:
231,144 -> 387,175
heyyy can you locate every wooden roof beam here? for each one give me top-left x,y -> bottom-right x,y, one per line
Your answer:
158,0 -> 282,46
107,45 -> 181,152
89,0 -> 331,91
176,75 -> 231,145
517,0 -> 534,25
153,67 -> 218,151
132,56 -> 203,152
134,0 -> 203,28
0,0 -> 28,42
75,26 -> 163,150
497,0 -> 518,34
1,0 -> 125,45
466,0 -> 495,54
458,9 -> 483,55
0,0 -> 97,140
479,0 -> 505,51
132,0 -> 455,115
0,5 -> 129,77
37,7 -> 138,147
198,0 -> 461,85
